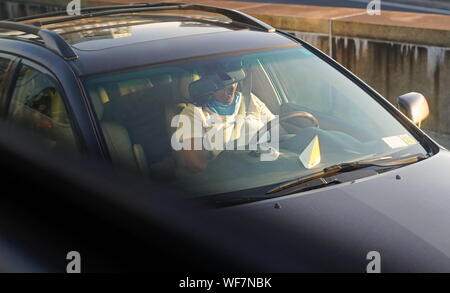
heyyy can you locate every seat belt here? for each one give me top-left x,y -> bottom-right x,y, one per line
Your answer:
240,70 -> 252,114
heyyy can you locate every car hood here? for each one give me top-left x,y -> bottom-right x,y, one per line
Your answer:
213,149 -> 450,272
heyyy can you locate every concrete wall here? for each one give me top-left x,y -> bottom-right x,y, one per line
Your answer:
294,32 -> 450,137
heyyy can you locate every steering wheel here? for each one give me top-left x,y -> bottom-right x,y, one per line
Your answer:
254,111 -> 319,144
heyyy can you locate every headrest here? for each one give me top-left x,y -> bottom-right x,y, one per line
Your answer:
170,70 -> 199,101
151,73 -> 172,85
118,78 -> 153,96
189,69 -> 246,101
89,86 -> 109,120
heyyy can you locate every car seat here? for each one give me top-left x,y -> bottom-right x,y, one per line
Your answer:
89,86 -> 149,175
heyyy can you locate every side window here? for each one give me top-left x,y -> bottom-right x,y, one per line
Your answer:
8,64 -> 77,151
0,57 -> 11,93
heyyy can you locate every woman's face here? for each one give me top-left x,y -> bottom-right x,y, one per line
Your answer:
212,82 -> 238,104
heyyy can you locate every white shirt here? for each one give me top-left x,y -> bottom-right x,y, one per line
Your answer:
173,92 -> 275,156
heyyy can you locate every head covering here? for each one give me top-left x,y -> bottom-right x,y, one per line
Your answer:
189,69 -> 246,106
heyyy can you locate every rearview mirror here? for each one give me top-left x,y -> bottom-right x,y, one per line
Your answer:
396,92 -> 429,128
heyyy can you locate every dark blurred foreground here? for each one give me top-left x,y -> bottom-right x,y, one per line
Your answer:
0,123 -> 326,272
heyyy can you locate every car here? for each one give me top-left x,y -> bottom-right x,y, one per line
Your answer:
1,2 -> 450,273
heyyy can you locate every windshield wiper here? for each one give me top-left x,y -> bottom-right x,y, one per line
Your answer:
209,153 -> 427,208
266,153 -> 427,195
213,177 -> 343,207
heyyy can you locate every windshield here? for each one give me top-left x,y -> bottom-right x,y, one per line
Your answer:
84,45 -> 428,197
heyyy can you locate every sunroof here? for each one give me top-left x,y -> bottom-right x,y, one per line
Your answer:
63,20 -> 234,51
30,13 -> 241,51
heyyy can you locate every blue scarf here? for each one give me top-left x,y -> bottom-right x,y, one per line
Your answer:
206,94 -> 240,116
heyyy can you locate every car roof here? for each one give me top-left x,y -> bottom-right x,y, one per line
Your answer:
37,13 -> 244,50
0,4 -> 298,77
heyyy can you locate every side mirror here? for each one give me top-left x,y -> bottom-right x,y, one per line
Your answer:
396,92 -> 429,128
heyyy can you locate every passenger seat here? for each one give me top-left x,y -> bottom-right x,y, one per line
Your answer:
89,86 -> 149,175
164,70 -> 200,138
